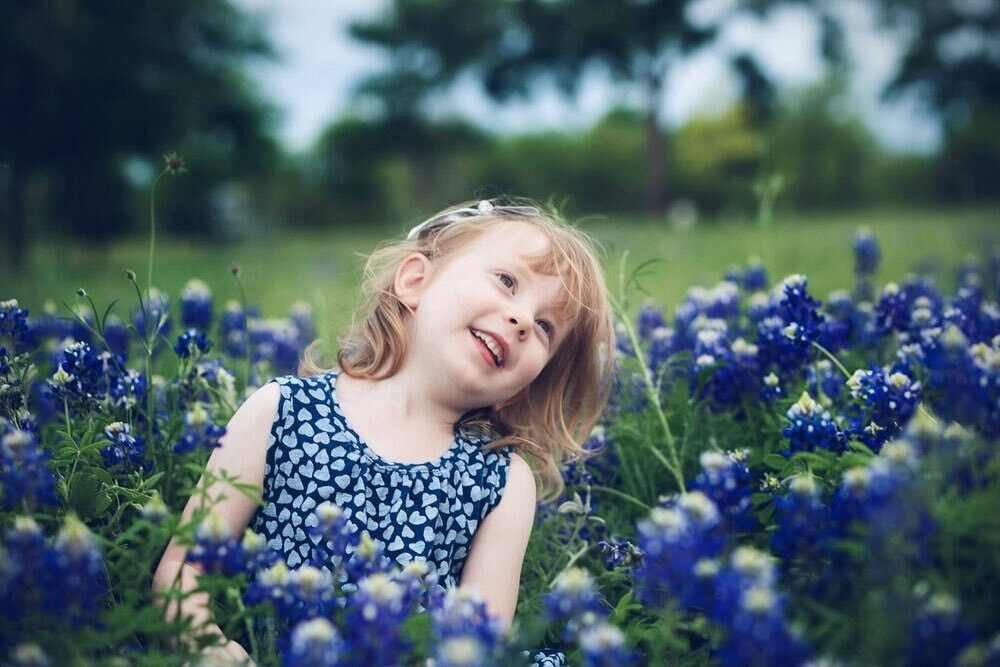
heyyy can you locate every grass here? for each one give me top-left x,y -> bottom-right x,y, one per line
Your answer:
4,204 -> 998,351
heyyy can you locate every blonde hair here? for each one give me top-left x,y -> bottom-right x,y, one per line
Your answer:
300,199 -> 615,500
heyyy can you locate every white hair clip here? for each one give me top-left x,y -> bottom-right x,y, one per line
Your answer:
406,200 -> 540,240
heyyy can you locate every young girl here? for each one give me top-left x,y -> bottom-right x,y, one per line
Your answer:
152,199 -> 615,662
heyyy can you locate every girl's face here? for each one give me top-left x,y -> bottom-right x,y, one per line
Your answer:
403,222 -> 571,412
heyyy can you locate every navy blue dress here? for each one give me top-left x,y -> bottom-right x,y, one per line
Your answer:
250,371 -> 511,587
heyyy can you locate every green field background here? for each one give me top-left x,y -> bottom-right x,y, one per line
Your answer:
5,205 -> 998,358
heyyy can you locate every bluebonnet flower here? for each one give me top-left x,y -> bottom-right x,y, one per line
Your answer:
830,442 -> 934,565
781,392 -> 846,455
635,492 -> 725,611
578,622 -> 633,667
100,422 -> 146,471
690,450 -> 755,532
307,501 -> 359,569
285,618 -> 343,667
43,515 -> 107,626
102,314 -> 130,358
0,421 -> 59,509
846,366 -> 921,451
241,529 -> 280,575
646,326 -> 676,373
187,511 -> 244,576
808,359 -> 844,401
290,301 -> 316,344
853,228 -> 881,276
873,282 -> 909,337
220,301 -> 249,357
285,564 -> 338,621
906,589 -> 976,667
172,403 -> 225,454
920,325 -> 999,437
249,319 -> 301,376
431,587 -> 504,656
245,560 -> 297,618
345,533 -> 392,583
0,300 -> 33,354
545,567 -> 603,621
133,287 -> 172,340
434,636 -> 493,667
743,259 -> 769,292
760,371 -> 784,402
47,341 -> 104,407
637,301 -> 667,341
174,328 -> 212,358
397,559 -> 443,610
747,291 -> 773,322
596,538 -> 643,570
343,572 -> 412,664
770,475 -> 832,570
1,517 -> 48,623
180,279 -> 213,331
7,643 -> 52,667
140,494 -> 169,523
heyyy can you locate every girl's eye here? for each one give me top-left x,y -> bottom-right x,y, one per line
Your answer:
536,319 -> 553,338
497,273 -> 515,290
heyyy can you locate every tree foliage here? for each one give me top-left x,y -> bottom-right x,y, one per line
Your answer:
0,1 -> 279,265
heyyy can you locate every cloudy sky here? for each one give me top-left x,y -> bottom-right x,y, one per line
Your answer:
235,0 -> 939,153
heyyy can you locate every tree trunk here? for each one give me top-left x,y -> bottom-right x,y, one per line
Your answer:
643,68 -> 669,215
2,164 -> 28,273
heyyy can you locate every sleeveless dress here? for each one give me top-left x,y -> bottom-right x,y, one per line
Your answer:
249,371 -> 511,587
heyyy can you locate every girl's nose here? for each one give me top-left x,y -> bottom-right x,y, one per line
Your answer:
509,317 -> 527,340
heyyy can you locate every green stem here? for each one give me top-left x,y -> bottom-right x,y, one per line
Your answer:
232,270 -> 252,391
610,258 -> 686,492
811,341 -> 852,380
228,588 -> 259,660
591,485 -> 651,511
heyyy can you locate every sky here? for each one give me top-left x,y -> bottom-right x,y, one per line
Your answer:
235,0 -> 940,153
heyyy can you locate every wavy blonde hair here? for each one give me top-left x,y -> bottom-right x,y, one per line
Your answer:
301,199 -> 615,500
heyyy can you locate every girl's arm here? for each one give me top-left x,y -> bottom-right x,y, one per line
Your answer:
151,382 -> 280,658
459,452 -> 537,626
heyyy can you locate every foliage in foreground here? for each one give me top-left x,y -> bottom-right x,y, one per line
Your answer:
1,226 -> 999,666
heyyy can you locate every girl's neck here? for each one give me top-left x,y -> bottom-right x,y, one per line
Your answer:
336,369 -> 464,461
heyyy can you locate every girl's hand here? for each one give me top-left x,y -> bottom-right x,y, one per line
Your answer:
193,639 -> 255,666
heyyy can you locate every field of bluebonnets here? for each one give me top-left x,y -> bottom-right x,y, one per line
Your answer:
2,170 -> 999,666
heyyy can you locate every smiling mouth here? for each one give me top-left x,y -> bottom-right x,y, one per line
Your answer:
470,329 -> 505,367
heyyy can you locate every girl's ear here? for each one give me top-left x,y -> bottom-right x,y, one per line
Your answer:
394,252 -> 432,310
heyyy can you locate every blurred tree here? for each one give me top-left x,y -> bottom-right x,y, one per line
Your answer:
350,0 -> 749,214
0,2 -> 277,269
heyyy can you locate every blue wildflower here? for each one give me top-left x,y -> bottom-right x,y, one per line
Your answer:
808,359 -> 844,401
770,475 -> 832,568
174,328 -> 212,359
920,326 -> 999,437
100,421 -> 147,471
0,421 -> 59,509
635,492 -> 726,611
846,366 -> 922,451
690,450 -> 755,532
742,259 -> 768,292
173,404 -> 225,454
249,319 -> 301,376
578,622 -> 633,667
285,565 -> 338,621
596,539 -> 643,570
187,511 -> 244,576
637,302 -> 667,342
431,587 -> 504,654
906,589 -> 976,667
646,326 -> 676,373
180,279 -> 213,332
343,572 -> 412,664
220,301 -> 249,357
433,636 -> 493,667
290,301 -> 316,344
47,341 -> 104,407
285,618 -> 343,667
0,300 -> 33,354
305,502 -> 359,570
133,287 -> 172,341
853,228 -> 881,276
781,392 -> 846,455
760,371 -> 784,402
43,515 -> 107,626
102,314 -> 130,358
545,567 -> 603,621
241,529 -> 280,575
